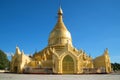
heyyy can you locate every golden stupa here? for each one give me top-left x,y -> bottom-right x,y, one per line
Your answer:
10,7 -> 111,74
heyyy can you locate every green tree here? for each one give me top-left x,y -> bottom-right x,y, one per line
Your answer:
0,50 -> 10,70
111,63 -> 120,71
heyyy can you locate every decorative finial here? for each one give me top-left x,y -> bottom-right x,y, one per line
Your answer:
57,2 -> 63,23
58,7 -> 63,15
16,46 -> 21,54
58,0 -> 63,15
105,48 -> 109,53
57,10 -> 63,23
59,0 -> 62,8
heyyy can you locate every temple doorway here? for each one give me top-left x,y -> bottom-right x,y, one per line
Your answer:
62,55 -> 74,74
14,66 -> 18,73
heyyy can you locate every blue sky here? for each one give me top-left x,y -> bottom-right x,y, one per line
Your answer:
0,0 -> 120,63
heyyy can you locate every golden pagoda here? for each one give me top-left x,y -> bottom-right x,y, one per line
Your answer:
10,7 -> 112,74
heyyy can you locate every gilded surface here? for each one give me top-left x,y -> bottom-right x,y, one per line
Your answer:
10,7 -> 112,74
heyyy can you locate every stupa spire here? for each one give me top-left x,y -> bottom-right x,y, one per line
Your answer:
48,4 -> 72,46
16,46 -> 21,55
57,7 -> 63,22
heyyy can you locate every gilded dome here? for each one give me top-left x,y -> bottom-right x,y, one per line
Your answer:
48,7 -> 72,46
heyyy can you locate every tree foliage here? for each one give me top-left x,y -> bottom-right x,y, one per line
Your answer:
0,50 -> 10,70
111,63 -> 120,71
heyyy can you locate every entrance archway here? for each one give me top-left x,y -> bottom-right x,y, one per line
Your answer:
14,66 -> 18,73
62,55 -> 74,74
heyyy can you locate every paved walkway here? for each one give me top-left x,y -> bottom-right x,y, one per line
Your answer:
0,73 -> 120,80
